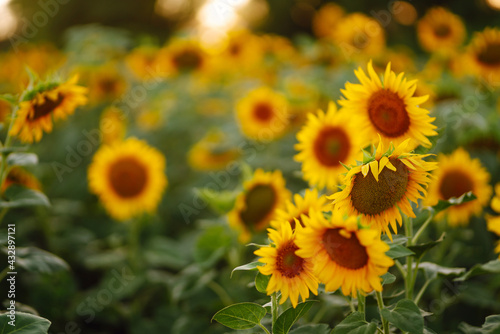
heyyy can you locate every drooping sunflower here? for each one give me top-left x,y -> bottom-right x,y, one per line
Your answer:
424,148 -> 492,227
312,3 -> 345,39
1,166 -> 42,193
339,61 -> 437,149
417,7 -> 466,54
187,131 -> 239,171
271,188 -> 330,231
330,139 -> 437,238
465,28 -> 500,85
228,169 -> 291,243
9,76 -> 88,143
88,138 -> 167,221
295,102 -> 368,190
255,221 -> 318,308
236,87 -> 290,141
487,183 -> 500,258
332,13 -> 385,60
100,106 -> 127,146
295,209 -> 394,296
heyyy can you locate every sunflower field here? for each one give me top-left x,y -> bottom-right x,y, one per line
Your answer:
0,0 -> 500,333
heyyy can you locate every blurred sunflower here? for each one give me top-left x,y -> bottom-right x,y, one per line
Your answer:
295,209 -> 393,296
312,3 -> 345,39
215,30 -> 263,73
339,61 -> 437,149
88,138 -> 167,221
125,45 -> 160,80
465,28 -> 500,84
254,222 -> 318,308
330,139 -> 437,238
0,99 -> 11,124
295,102 -> 367,190
10,76 -> 88,143
86,66 -> 127,103
1,166 -> 41,193
228,169 -> 291,243
487,183 -> 500,258
156,38 -> 209,77
236,87 -> 289,141
417,7 -> 465,54
271,188 -> 329,231
333,13 -> 385,60
100,106 -> 127,146
187,131 -> 239,171
424,148 -> 492,226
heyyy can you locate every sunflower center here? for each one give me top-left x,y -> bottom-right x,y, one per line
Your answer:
276,242 -> 304,278
99,78 -> 119,94
368,90 -> 410,138
253,102 -> 273,122
229,43 -> 241,56
438,170 -> 474,200
172,49 -> 202,71
350,158 -> 409,215
108,157 -> 148,198
434,24 -> 451,38
313,127 -> 350,167
31,93 -> 64,120
239,184 -> 276,228
322,228 -> 368,270
477,43 -> 500,67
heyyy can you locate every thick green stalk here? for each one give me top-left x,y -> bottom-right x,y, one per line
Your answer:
357,291 -> 366,318
404,215 -> 414,300
271,292 -> 279,327
375,291 -> 389,334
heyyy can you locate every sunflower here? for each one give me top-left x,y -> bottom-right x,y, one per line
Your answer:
332,13 -> 385,61
236,87 -> 290,141
9,76 -> 88,143
88,137 -> 167,221
125,45 -> 160,80
156,38 -> 208,76
0,99 -> 11,124
86,65 -> 127,103
214,30 -> 263,74
487,183 -> 500,258
465,28 -> 500,85
228,169 -> 291,243
339,61 -> 437,149
330,139 -> 437,238
255,222 -> 319,308
424,148 -> 492,227
100,106 -> 127,146
187,131 -> 239,171
295,102 -> 368,190
312,3 -> 345,39
417,7 -> 466,54
271,188 -> 329,231
295,209 -> 394,296
1,167 -> 42,193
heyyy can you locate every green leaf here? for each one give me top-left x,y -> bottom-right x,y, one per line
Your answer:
454,259 -> 500,282
418,262 -> 466,281
255,272 -> 270,293
332,312 -> 377,334
430,191 -> 477,215
231,261 -> 263,278
0,93 -> 18,105
458,315 -> 500,333
0,185 -> 50,208
289,323 -> 331,334
12,247 -> 69,274
194,189 -> 236,215
0,312 -> 51,333
380,299 -> 424,334
386,243 -> 414,259
194,225 -> 231,264
273,301 -> 317,334
381,234 -> 408,245
6,153 -> 38,167
381,272 -> 396,285
408,233 -> 445,260
212,302 -> 266,330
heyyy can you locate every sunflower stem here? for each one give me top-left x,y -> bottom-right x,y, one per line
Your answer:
404,215 -> 414,300
394,260 -> 407,278
375,291 -> 389,334
0,266 -> 9,282
414,278 -> 432,305
412,210 -> 434,244
357,291 -> 366,318
271,292 -> 279,327
128,216 -> 143,271
258,323 -> 271,334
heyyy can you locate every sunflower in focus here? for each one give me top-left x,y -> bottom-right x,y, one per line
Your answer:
465,28 -> 500,85
339,61 -> 437,149
228,169 -> 291,243
330,139 -> 437,238
417,7 -> 465,54
156,38 -> 209,77
1,167 -> 41,193
125,45 -> 160,80
187,131 -> 239,171
295,102 -> 367,190
295,209 -> 393,296
333,13 -> 385,60
236,87 -> 289,141
424,148 -> 492,226
88,138 -> 167,221
100,106 -> 127,146
312,3 -> 345,39
271,188 -> 329,231
255,222 -> 318,308
487,183 -> 500,258
10,76 -> 88,143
